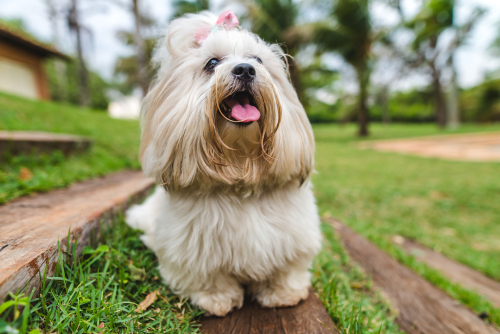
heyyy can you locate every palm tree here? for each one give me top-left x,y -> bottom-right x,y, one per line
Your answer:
398,0 -> 483,128
312,0 -> 373,137
405,0 -> 454,128
237,0 -> 304,101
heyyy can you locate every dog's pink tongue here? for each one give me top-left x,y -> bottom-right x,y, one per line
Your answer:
225,96 -> 260,122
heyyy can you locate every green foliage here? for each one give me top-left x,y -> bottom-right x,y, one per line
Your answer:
313,0 -> 372,71
0,92 -> 140,203
311,0 -> 373,135
45,59 -> 112,110
240,0 -> 298,46
374,89 -> 435,122
406,0 -> 454,49
171,0 -> 209,18
461,78 -> 500,122
114,36 -> 157,95
490,21 -> 500,56
113,9 -> 159,95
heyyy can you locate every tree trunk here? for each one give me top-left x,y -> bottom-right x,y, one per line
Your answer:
70,0 -> 89,107
447,55 -> 460,129
430,64 -> 446,128
380,85 -> 391,124
132,0 -> 149,97
357,68 -> 369,137
46,0 -> 67,101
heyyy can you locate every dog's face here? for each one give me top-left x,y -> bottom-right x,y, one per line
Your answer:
140,12 -> 314,193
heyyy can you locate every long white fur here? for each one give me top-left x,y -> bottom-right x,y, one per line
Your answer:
126,11 -> 321,316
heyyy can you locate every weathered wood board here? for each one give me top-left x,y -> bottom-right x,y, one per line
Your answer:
200,288 -> 338,334
328,219 -> 499,334
0,131 -> 92,158
400,238 -> 500,308
0,171 -> 154,302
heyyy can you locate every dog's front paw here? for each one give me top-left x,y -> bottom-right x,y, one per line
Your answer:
193,287 -> 244,317
255,286 -> 309,308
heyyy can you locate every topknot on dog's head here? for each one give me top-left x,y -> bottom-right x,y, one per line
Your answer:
159,12 -> 217,58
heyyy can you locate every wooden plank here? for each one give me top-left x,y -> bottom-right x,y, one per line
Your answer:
0,131 -> 92,158
399,238 -> 500,308
327,219 -> 499,334
0,170 -> 154,302
200,288 -> 338,334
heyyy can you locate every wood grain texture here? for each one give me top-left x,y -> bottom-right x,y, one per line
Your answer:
400,239 -> 500,308
328,219 -> 499,334
199,288 -> 338,334
0,131 -> 92,158
0,171 -> 154,302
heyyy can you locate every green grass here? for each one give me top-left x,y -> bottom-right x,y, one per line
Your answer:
2,95 -> 499,333
0,217 -> 403,334
0,92 -> 140,204
312,123 -> 500,326
1,217 -> 203,334
312,223 -> 403,333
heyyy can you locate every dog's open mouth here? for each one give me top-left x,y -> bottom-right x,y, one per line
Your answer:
220,91 -> 260,124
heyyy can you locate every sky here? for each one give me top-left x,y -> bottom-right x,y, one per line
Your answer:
2,0 -> 500,91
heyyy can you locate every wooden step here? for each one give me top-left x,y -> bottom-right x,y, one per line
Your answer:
0,170 -> 154,302
0,131 -> 92,158
399,238 -> 500,308
327,219 -> 499,334
200,288 -> 337,334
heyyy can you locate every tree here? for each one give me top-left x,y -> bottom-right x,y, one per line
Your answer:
96,0 -> 157,96
391,0 -> 483,128
132,0 -> 150,96
114,30 -> 156,94
312,0 -> 373,136
238,0 -> 306,101
405,0 -> 454,128
67,0 -> 91,106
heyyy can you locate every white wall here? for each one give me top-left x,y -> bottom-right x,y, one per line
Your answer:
0,57 -> 38,99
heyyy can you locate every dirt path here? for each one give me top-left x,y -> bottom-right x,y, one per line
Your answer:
361,132 -> 500,161
328,218 -> 499,334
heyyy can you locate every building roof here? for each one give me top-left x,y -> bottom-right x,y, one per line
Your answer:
0,22 -> 69,60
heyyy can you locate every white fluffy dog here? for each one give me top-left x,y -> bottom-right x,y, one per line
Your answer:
126,10 -> 321,317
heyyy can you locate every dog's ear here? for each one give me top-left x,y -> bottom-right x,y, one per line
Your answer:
165,12 -> 217,56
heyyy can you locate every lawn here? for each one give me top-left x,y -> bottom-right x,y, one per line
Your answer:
2,93 -> 499,333
313,123 -> 500,325
0,92 -> 141,204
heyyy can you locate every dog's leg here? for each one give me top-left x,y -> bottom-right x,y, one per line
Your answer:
249,258 -> 312,308
189,274 -> 244,317
125,186 -> 166,250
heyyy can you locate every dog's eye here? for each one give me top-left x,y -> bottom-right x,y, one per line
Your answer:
254,57 -> 262,64
204,58 -> 220,72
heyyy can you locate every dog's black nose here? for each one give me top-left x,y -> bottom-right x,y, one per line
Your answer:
232,63 -> 256,82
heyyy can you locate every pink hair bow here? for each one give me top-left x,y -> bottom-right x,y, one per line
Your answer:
195,10 -> 240,44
